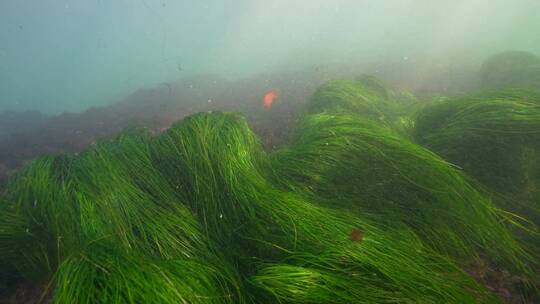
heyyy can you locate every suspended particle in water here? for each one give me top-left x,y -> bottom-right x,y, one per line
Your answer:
349,228 -> 363,242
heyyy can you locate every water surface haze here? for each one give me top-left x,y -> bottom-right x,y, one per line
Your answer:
0,0 -> 539,114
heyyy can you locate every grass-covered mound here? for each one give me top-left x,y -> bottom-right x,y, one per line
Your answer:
413,88 -> 540,228
0,134 -> 244,303
479,51 -> 540,89
272,113 -> 530,267
275,80 -> 534,265
306,76 -> 419,134
0,77 -> 536,303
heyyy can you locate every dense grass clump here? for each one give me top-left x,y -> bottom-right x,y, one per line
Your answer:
272,81 -> 533,271
306,76 -> 419,134
52,245 -> 239,304
479,51 -> 540,89
71,131 -> 205,259
413,88 -> 540,227
0,132 -> 244,303
153,112 -> 496,303
0,155 -> 78,282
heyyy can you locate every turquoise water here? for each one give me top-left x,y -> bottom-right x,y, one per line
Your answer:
0,0 -> 539,114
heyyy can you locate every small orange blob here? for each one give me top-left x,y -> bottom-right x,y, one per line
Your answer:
263,90 -> 278,109
349,229 -> 363,242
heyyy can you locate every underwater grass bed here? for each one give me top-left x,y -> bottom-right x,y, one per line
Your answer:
0,132 -> 245,303
151,111 -> 498,303
272,81 -> 535,270
305,76 -> 420,135
413,88 -> 540,228
0,78 -> 538,303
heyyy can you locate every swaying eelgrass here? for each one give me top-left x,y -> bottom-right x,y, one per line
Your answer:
153,111 -> 496,303
479,51 -> 540,89
0,197 -> 28,288
0,131 -> 245,303
250,255 -> 494,304
0,155 -> 79,282
248,229 -> 500,304
413,88 -> 540,224
308,77 -> 395,126
270,80 -> 534,273
64,130 -> 245,302
52,244 -> 240,304
71,131 -> 206,259
306,76 -> 420,135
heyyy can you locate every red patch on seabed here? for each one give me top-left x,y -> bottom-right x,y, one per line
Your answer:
263,90 -> 278,109
349,229 -> 363,242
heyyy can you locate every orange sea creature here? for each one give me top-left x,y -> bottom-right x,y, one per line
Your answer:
349,228 -> 363,242
263,90 -> 278,109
